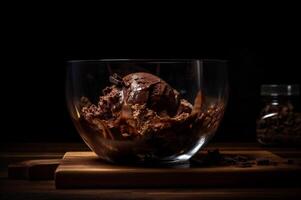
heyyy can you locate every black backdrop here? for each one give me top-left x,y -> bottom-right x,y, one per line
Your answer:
3,21 -> 301,143
3,46 -> 300,143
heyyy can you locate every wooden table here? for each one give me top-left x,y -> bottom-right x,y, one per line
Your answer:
1,143 -> 301,200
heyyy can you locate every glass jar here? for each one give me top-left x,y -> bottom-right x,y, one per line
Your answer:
256,84 -> 301,146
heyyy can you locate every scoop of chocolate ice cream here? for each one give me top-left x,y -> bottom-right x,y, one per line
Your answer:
123,72 -> 180,116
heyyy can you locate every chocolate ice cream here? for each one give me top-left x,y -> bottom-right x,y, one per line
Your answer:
80,72 -> 195,140
122,72 -> 180,116
78,72 -> 225,163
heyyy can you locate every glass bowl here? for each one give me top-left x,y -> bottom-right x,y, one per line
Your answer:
66,59 -> 228,165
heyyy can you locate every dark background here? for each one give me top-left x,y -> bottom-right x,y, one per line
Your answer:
2,12 -> 301,143
4,46 -> 300,143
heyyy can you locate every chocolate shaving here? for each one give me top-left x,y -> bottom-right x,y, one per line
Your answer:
91,118 -> 114,140
191,91 -> 203,116
109,73 -> 125,87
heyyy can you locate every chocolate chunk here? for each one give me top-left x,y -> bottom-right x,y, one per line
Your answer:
237,161 -> 253,168
233,155 -> 249,162
256,158 -> 270,165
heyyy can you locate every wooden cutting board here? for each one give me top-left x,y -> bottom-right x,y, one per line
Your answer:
55,151 -> 301,189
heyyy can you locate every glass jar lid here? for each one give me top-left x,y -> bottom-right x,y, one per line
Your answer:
261,84 -> 300,96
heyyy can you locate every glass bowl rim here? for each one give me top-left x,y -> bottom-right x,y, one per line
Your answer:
67,58 -> 228,64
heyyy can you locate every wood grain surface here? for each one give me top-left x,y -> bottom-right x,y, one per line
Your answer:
55,151 -> 301,189
1,143 -> 301,200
